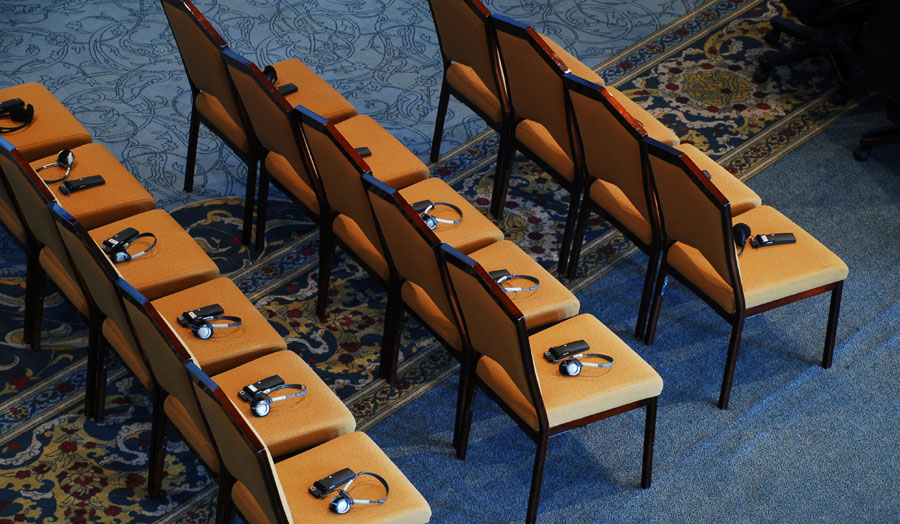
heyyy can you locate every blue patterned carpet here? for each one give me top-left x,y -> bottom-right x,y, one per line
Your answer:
0,0 -> 868,521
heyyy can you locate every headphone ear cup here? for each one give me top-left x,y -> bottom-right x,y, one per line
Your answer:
9,103 -> 33,123
250,393 -> 271,417
192,320 -> 213,340
113,251 -> 131,264
733,223 -> 751,247
423,215 -> 437,230
330,492 -> 352,514
559,358 -> 582,377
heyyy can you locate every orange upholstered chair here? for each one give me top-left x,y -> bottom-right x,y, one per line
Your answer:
363,172 -> 578,389
187,362 -> 431,523
563,73 -> 760,339
441,244 -> 662,524
159,0 -> 356,245
0,138 -> 156,349
116,279 -> 354,500
49,202 -> 219,418
0,83 -> 91,161
643,137 -> 848,409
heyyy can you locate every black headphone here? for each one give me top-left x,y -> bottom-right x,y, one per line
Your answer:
249,383 -> 307,417
189,315 -> 242,340
495,273 -> 540,293
329,472 -> 390,515
733,223 -> 751,256
412,200 -> 462,230
262,64 -> 278,84
101,229 -> 158,264
0,99 -> 34,134
559,353 -> 615,377
35,149 -> 75,183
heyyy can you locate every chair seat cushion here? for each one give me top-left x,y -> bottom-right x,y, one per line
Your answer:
270,58 -> 357,123
540,34 -> 606,87
477,314 -> 663,430
163,394 -> 220,474
150,277 -> 286,376
398,177 -> 504,254
196,92 -> 249,153
605,86 -> 680,147
333,213 -> 390,281
446,62 -> 503,124
38,247 -> 88,316
87,209 -> 219,300
468,240 -> 579,329
334,115 -> 429,189
675,143 -> 761,215
102,318 -> 154,391
667,205 -> 850,312
589,178 -> 652,246
515,119 -> 575,182
264,151 -> 320,216
402,280 -> 462,352
30,143 -> 156,229
0,83 -> 92,161
232,432 -> 431,524
212,350 -> 356,458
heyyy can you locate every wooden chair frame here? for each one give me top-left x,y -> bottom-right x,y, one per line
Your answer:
160,0 -> 260,245
427,0 -> 509,163
643,137 -> 844,409
441,244 -> 658,524
489,15 -> 585,270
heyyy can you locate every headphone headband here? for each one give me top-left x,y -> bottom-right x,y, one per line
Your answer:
495,273 -> 540,293
413,200 -> 463,230
0,99 -> 34,134
190,314 -> 242,340
110,232 -> 157,264
35,149 -> 75,183
559,353 -> 615,376
250,384 -> 307,417
329,471 -> 390,514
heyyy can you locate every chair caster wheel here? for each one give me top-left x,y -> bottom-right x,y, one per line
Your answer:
753,68 -> 770,83
853,146 -> 870,162
764,29 -> 781,46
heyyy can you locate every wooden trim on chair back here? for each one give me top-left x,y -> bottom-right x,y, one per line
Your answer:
187,361 -> 292,524
222,49 -> 317,193
428,0 -> 504,103
492,15 -> 573,160
564,73 -> 655,235
159,0 -> 244,127
363,173 -> 456,322
440,244 -> 549,428
644,138 -> 744,306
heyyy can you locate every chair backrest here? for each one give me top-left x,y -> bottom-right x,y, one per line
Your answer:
0,137 -> 27,244
115,278 -> 219,470
49,204 -> 147,376
187,361 -> 291,524
439,244 -> 547,425
644,138 -> 743,299
362,173 -> 455,323
222,49 -> 318,197
0,139 -> 79,282
428,0 -> 504,102
492,15 -> 575,161
564,73 -> 655,230
295,106 -> 385,261
159,0 -> 245,131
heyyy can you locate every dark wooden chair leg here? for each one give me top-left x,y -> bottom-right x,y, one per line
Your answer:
241,148 -> 258,246
821,281 -> 844,369
316,226 -> 335,318
430,76 -> 451,164
635,243 -> 662,341
641,397 -> 658,488
84,313 -> 104,419
490,124 -> 516,219
215,473 -> 235,524
718,314 -> 746,410
148,389 -> 168,499
525,433 -> 549,524
254,167 -> 270,252
378,278 -> 403,384
454,374 -> 478,460
643,258 -> 670,345
23,239 -> 43,349
557,181 -> 583,274
565,189 -> 592,279
184,101 -> 200,193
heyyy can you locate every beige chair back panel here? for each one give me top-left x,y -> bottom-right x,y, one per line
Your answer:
446,262 -> 534,402
649,154 -> 734,285
429,0 -> 500,100
369,195 -> 454,321
497,31 -> 572,159
226,63 -> 313,188
194,387 -> 290,524
161,2 -> 243,126
569,89 -> 649,222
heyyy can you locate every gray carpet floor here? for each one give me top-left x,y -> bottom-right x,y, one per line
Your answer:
366,98 -> 900,523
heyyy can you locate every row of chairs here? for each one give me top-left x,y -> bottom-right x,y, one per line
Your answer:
0,86 -> 430,522
160,2 -> 665,521
429,0 -> 850,410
